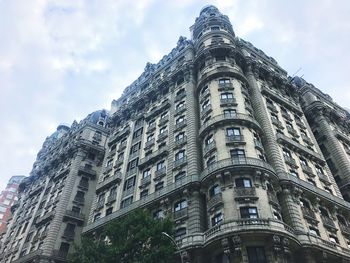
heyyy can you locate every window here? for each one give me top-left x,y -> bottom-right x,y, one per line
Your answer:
174,200 -> 187,212
155,182 -> 164,191
299,157 -> 308,166
315,166 -> 324,175
309,226 -> 320,236
148,119 -> 155,127
130,142 -> 141,153
176,116 -> 185,124
175,171 -> 186,182
175,150 -> 185,160
176,101 -> 185,109
140,189 -> 148,199
223,109 -> 236,117
271,114 -> 278,121
160,112 -> 168,119
98,193 -> 105,202
247,247 -> 267,263
211,26 -> 220,31
220,93 -> 233,99
123,176 -> 136,191
175,132 -> 185,141
290,170 -> 299,178
202,100 -> 210,110
205,134 -> 214,145
157,160 -> 165,170
174,227 -> 186,241
235,178 -> 252,188
146,134 -> 154,142
324,187 -> 332,194
176,89 -> 185,96
143,169 -> 151,179
240,207 -> 258,219
105,207 -> 113,216
127,158 -> 138,171
160,126 -> 167,134
132,128 -> 143,140
209,184 -> 221,198
230,149 -> 245,160
206,156 -> 216,167
211,212 -> 223,226
226,127 -> 241,137
283,149 -> 292,158
219,78 -> 230,84
121,196 -> 133,208
307,178 -> 316,186
93,213 -> 101,222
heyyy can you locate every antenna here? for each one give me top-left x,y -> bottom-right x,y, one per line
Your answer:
292,67 -> 302,77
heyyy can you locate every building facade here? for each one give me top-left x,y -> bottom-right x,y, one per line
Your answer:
0,176 -> 26,240
0,112 -> 109,263
1,5 -> 350,263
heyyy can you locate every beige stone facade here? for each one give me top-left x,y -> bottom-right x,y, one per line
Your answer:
1,5 -> 350,263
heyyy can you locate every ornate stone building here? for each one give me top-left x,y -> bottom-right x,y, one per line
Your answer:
2,5 -> 350,263
0,111 -> 108,262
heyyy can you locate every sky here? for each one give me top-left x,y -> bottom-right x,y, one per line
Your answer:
0,0 -> 350,191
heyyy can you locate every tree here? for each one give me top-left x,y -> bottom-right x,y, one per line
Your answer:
70,209 -> 176,263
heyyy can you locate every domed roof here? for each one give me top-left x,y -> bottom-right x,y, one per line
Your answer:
199,5 -> 219,16
85,109 -> 108,125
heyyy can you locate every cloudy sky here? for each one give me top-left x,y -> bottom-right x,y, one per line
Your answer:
1,0 -> 349,190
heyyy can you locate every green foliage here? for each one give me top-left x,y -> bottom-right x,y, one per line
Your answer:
70,209 -> 176,263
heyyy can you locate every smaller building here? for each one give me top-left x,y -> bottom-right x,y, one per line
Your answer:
0,176 -> 26,238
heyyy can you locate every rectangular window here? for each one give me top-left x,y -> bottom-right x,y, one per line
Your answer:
246,247 -> 267,263
219,78 -> 230,84
226,128 -> 240,136
132,128 -> 143,140
211,212 -> 223,226
121,196 -> 133,208
240,207 -> 258,219
230,149 -> 245,160
123,176 -> 136,191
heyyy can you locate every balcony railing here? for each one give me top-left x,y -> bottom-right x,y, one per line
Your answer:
175,120 -> 187,131
254,139 -> 263,150
301,164 -> 314,176
234,187 -> 257,199
321,215 -> 337,229
74,196 -> 85,204
271,119 -> 284,129
339,223 -> 350,235
287,126 -> 299,137
284,156 -> 297,167
174,208 -> 188,220
207,193 -> 223,211
118,140 -> 127,152
122,187 -> 135,198
140,176 -> 151,188
154,167 -> 166,180
78,166 -> 97,178
301,134 -> 314,146
157,131 -> 168,142
317,172 -> 330,183
159,116 -> 169,126
295,119 -> 306,128
225,135 -> 245,144
201,105 -> 212,117
139,147 -> 168,168
173,157 -> 187,169
174,136 -> 187,148
107,193 -> 117,204
301,207 -> 316,220
282,112 -> 292,121
78,180 -> 89,189
96,200 -> 105,210
200,157 -> 275,181
267,192 -> 279,206
204,142 -> 216,155
218,82 -> 234,91
220,98 -> 237,106
65,210 -> 85,222
267,103 -> 278,113
96,172 -> 122,193
200,89 -> 210,103
175,105 -> 186,116
62,230 -> 75,240
175,92 -> 186,102
146,122 -> 156,133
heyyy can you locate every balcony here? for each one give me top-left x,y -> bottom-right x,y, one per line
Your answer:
267,103 -> 278,113
64,210 -> 85,223
109,126 -> 130,145
73,196 -> 85,204
78,180 -> 89,190
175,120 -> 187,131
174,208 -> 188,221
220,98 -> 237,107
144,138 -> 155,150
159,116 -> 169,126
12,250 -> 42,263
254,139 -> 264,150
96,200 -> 105,210
203,142 -> 216,156
234,187 -> 257,200
140,176 -> 151,188
207,193 -> 223,211
321,215 -> 337,229
199,113 -> 261,137
267,192 -> 279,206
157,131 -> 168,142
295,119 -> 306,128
284,156 -> 298,167
282,112 -> 292,121
271,119 -> 284,129
129,151 -> 140,160
225,135 -> 245,145
146,122 -> 156,133
200,157 -> 276,182
175,105 -> 186,116
175,92 -> 186,102
139,147 -> 168,168
301,164 -> 315,176
339,223 -> 350,235
173,157 -> 187,170
126,167 -> 138,177
174,136 -> 187,149
317,172 -> 330,184
200,88 -> 210,103
107,193 -> 117,204
96,172 -> 122,193
287,126 -> 299,137
62,230 -> 75,240
218,82 -> 234,91
35,210 -> 55,226
114,158 -> 123,167
301,134 -> 314,146
201,105 -> 212,117
51,250 -> 68,260
122,187 -> 135,198
78,165 -> 97,178
301,207 -> 316,220
154,167 -> 166,181
118,140 -> 127,152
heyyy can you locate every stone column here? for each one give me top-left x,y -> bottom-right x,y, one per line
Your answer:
187,190 -> 202,234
